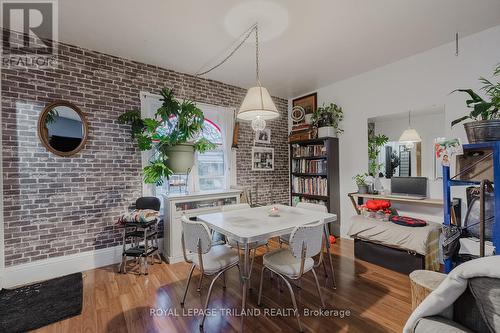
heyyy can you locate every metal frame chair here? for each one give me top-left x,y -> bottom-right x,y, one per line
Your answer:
180,215 -> 240,328
279,202 -> 336,288
258,220 -> 325,333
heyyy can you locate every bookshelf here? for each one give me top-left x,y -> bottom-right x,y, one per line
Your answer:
289,137 -> 341,236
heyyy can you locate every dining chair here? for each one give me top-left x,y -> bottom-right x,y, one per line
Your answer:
279,202 -> 327,245
222,203 -> 269,288
258,220 -> 326,332
180,215 -> 240,328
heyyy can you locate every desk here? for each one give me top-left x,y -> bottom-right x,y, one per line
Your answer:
198,204 -> 337,332
348,192 -> 443,214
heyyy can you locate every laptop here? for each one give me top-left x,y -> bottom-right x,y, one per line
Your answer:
388,176 -> 428,200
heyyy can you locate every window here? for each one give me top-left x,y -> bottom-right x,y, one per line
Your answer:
196,119 -> 224,191
155,118 -> 225,194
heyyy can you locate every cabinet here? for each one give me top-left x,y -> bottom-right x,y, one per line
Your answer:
163,189 -> 241,263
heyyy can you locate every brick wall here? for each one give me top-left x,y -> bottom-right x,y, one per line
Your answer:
1,33 -> 289,267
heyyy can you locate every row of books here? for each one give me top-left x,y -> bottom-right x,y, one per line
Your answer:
292,159 -> 327,174
292,196 -> 328,207
291,176 -> 328,196
292,144 -> 326,158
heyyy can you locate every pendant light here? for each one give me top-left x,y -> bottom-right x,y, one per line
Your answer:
237,24 -> 279,130
399,110 -> 422,143
195,23 -> 279,131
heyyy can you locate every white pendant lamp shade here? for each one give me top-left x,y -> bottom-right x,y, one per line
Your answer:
399,127 -> 422,143
399,110 -> 421,143
237,86 -> 279,121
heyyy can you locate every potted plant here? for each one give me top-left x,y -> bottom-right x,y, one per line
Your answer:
451,64 -> 500,143
312,102 -> 344,138
118,87 -> 216,185
353,173 -> 369,194
368,131 -> 389,177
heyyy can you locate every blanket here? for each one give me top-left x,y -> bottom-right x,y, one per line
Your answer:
348,215 -> 440,270
403,256 -> 500,333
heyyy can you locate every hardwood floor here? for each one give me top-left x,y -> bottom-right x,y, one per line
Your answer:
32,239 -> 412,333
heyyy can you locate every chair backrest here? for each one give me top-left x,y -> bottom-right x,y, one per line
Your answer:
296,202 -> 328,213
181,216 -> 212,254
289,220 -> 324,258
222,203 -> 251,211
136,197 -> 161,211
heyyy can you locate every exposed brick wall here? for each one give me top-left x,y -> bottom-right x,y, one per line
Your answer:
1,32 -> 289,267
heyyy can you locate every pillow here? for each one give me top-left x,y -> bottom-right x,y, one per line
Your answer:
119,209 -> 159,224
469,277 -> 500,333
390,215 -> 427,227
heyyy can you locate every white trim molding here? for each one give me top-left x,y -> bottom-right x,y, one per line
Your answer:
3,240 -> 164,288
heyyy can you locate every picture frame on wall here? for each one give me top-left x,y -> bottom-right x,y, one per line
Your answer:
254,128 -> 271,144
252,147 -> 274,171
292,92 -> 317,124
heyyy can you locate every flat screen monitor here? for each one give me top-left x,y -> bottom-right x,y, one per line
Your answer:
391,177 -> 427,197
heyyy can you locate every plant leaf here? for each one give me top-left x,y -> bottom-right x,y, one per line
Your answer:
451,115 -> 470,127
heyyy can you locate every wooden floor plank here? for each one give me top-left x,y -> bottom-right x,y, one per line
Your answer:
29,239 -> 412,333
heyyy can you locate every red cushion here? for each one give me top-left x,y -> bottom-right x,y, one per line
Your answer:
365,199 -> 391,211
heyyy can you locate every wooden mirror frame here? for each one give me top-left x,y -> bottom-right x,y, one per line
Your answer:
37,100 -> 89,157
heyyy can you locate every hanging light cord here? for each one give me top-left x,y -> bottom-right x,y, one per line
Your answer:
195,23 -> 260,84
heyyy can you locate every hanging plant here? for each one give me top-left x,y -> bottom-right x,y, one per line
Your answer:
118,87 -> 216,185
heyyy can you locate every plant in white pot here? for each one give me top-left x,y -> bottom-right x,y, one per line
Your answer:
118,87 -> 216,185
451,63 -> 500,143
312,102 -> 344,138
353,173 -> 369,194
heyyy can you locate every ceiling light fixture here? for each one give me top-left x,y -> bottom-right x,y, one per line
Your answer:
196,23 -> 279,131
399,110 -> 422,143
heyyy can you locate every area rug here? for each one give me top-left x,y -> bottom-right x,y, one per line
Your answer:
0,272 -> 83,332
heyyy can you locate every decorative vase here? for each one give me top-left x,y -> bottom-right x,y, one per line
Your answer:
463,120 -> 500,143
318,126 -> 337,138
164,144 -> 195,173
357,184 -> 368,194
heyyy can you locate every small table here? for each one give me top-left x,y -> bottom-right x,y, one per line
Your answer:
197,204 -> 337,332
409,270 -> 446,310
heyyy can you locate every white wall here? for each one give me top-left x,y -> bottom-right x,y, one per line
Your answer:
291,25 -> 500,237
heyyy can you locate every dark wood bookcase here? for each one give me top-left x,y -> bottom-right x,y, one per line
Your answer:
289,137 -> 341,236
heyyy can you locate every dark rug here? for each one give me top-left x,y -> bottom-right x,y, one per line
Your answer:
0,273 -> 83,333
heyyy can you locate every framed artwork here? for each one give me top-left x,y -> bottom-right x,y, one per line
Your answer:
252,147 -> 274,171
292,92 -> 317,125
254,128 -> 271,144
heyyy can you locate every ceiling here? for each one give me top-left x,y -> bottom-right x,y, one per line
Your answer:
58,0 -> 500,98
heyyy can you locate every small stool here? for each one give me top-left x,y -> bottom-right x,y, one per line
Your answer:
119,220 -> 162,275
409,270 -> 446,310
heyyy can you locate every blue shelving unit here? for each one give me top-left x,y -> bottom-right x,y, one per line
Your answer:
442,141 -> 500,273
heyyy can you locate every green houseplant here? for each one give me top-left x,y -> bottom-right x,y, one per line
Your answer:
368,133 -> 389,177
118,87 -> 216,185
353,173 -> 369,194
312,102 -> 344,138
451,63 -> 500,143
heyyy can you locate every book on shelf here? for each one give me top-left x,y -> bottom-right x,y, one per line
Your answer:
291,144 -> 327,158
292,196 -> 328,207
292,158 -> 327,174
291,176 -> 328,196
291,124 -> 310,132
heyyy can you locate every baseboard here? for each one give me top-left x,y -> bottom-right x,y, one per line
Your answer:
3,239 -> 165,288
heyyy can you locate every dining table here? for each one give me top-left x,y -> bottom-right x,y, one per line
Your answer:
197,204 -> 337,331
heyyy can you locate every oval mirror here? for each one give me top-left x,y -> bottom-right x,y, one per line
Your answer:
37,101 -> 88,157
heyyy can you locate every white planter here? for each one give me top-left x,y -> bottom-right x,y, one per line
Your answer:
164,144 -> 195,173
318,126 -> 337,138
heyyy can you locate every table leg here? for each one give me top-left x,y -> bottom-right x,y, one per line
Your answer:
240,243 -> 250,332
324,225 -> 337,289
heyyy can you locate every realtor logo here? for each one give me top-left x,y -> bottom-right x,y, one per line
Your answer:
1,0 -> 58,68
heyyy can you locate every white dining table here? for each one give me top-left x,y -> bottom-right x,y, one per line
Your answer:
197,204 -> 337,331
